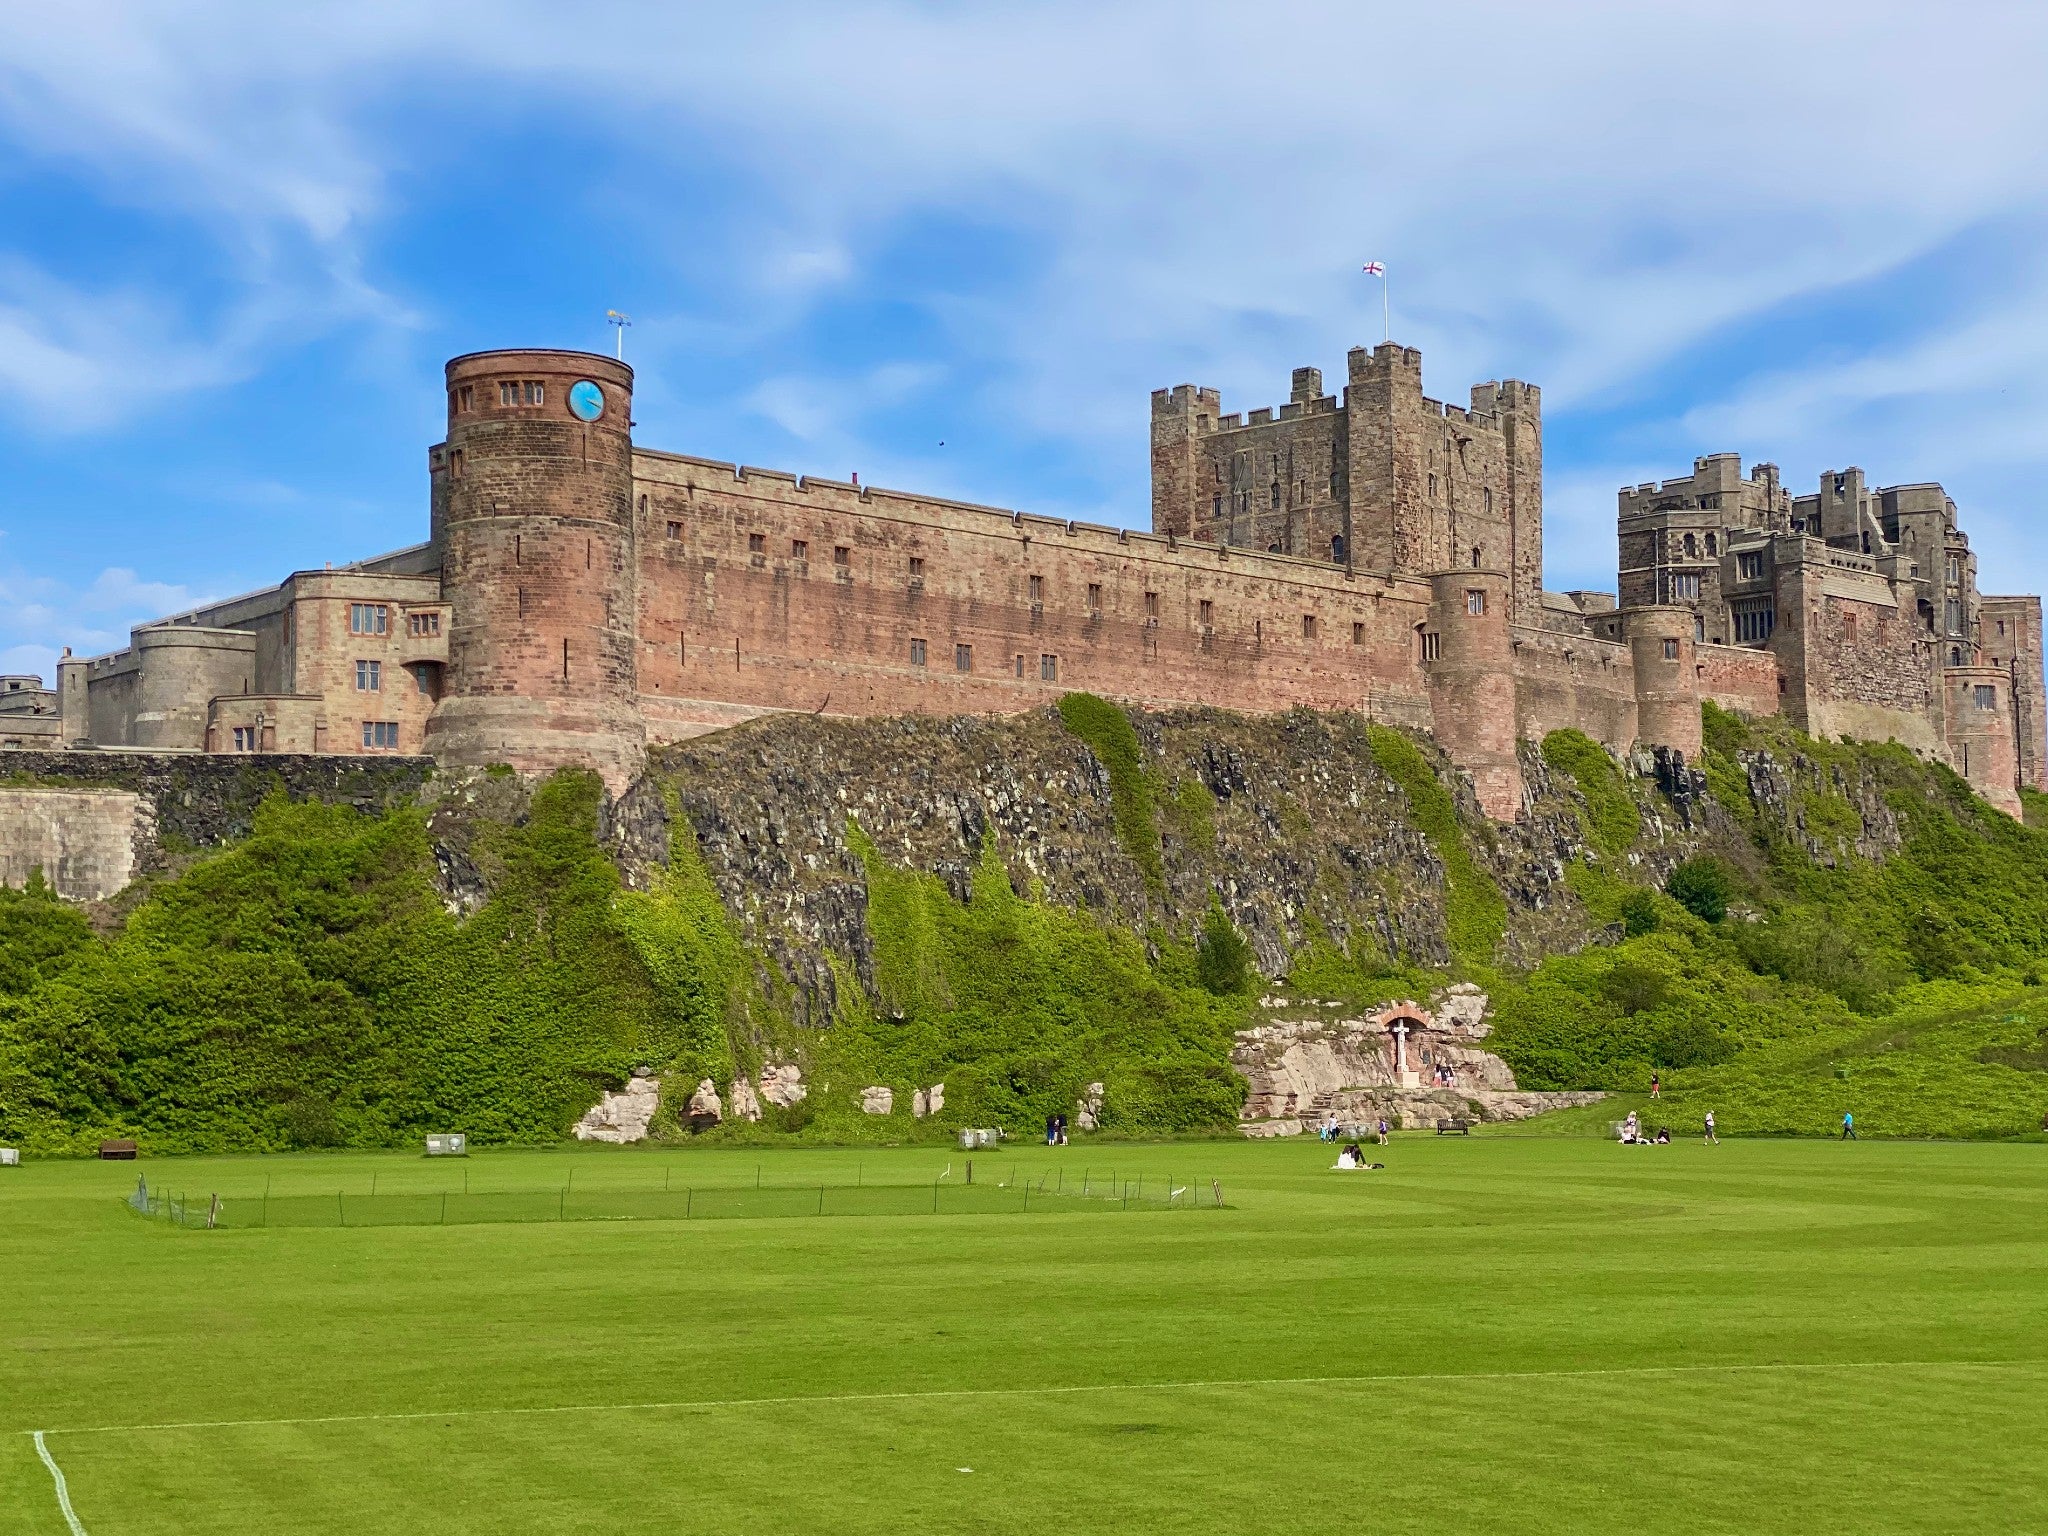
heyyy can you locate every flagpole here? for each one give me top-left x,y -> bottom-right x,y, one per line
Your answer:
1382,274 -> 1390,343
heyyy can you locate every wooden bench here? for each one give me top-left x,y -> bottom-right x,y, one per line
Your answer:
98,1139 -> 138,1160
1435,1119 -> 1472,1136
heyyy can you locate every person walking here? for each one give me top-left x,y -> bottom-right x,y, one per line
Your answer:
1841,1110 -> 1858,1141
1375,1116 -> 1389,1147
1703,1109 -> 1718,1145
1650,1072 -> 1661,1100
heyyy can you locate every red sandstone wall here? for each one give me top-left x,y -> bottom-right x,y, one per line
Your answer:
1696,643 -> 1781,718
1509,627 -> 1636,752
630,452 -> 1440,741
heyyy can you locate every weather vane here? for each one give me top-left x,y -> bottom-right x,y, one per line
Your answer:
607,310 -> 632,360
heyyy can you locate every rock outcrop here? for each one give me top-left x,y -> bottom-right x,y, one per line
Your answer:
1074,1081 -> 1105,1131
1233,984 -> 1601,1134
685,1078 -> 723,1130
912,1083 -> 945,1118
860,1085 -> 894,1116
571,1074 -> 662,1143
729,1076 -> 763,1123
760,1062 -> 806,1106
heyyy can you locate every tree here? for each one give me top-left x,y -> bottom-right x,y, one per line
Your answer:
1667,858 -> 1732,924
1618,889 -> 1660,938
1195,903 -> 1255,996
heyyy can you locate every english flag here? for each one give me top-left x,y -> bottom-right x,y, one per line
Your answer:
1362,261 -> 1384,276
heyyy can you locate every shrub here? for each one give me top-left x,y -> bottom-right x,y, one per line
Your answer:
1540,729 -> 1641,859
1195,903 -> 1256,996
1667,857 -> 1732,923
1618,889 -> 1660,938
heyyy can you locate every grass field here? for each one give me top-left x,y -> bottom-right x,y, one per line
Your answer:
4,1136 -> 2046,1535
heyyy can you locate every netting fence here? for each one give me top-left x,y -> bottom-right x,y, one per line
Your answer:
124,1167 -> 1229,1232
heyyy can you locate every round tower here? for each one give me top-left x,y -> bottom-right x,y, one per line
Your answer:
424,350 -> 645,790
1424,568 -> 1523,819
1943,664 -> 2021,818
1626,606 -> 1703,759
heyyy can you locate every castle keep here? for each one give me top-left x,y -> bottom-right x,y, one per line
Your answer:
5,340 -> 2040,820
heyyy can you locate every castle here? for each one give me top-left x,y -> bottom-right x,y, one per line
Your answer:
3,340 -> 2040,820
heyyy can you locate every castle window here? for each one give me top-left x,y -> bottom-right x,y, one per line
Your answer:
1014,654 -> 1025,678
834,545 -> 851,570
1352,621 -> 1365,646
1950,645 -> 1964,667
1946,598 -> 1963,634
1705,533 -> 1717,555
1087,582 -> 1102,616
525,381 -> 544,406
1683,533 -> 1697,558
956,643 -> 973,673
1329,470 -> 1342,496
1997,619 -> 2006,637
408,662 -> 442,699
349,603 -> 388,636
457,385 -> 474,412
1213,494 -> 1223,519
1844,614 -> 1856,643
1861,531 -> 1871,554
1483,487 -> 1493,516
1420,631 -> 1440,662
1471,546 -> 1482,570
1671,574 -> 1701,600
1733,601 -> 1775,644
1331,534 -> 1346,563
232,726 -> 256,753
1028,574 -> 1044,607
910,638 -> 927,668
562,639 -> 570,680
748,533 -> 766,567
791,539 -> 808,564
1662,638 -> 1679,660
1302,615 -> 1317,640
362,721 -> 400,750
1975,684 -> 1997,709
1737,551 -> 1764,581
1428,474 -> 1438,499
1198,599 -> 1214,628
1947,556 -> 1962,584
909,556 -> 925,587
1144,590 -> 1160,622
449,449 -> 464,480
666,522 -> 683,541
1270,482 -> 1281,509
1695,616 -> 1705,642
355,660 -> 382,692
407,611 -> 441,638
1466,590 -> 1486,616
499,381 -> 517,406
1039,653 -> 1059,682
1267,543 -> 1281,555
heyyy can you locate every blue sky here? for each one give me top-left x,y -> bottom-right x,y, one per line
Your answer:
5,2 -> 2048,681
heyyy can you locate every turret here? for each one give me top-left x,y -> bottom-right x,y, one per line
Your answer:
1943,664 -> 2021,818
1423,568 -> 1522,819
1627,606 -> 1703,758
423,350 -> 645,791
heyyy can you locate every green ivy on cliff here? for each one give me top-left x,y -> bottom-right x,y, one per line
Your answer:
1365,723 -> 1506,967
1056,692 -> 1165,894
1539,728 -> 1641,860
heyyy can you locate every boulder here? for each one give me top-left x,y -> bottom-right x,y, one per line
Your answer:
860,1085 -> 894,1116
760,1062 -> 807,1107
729,1076 -> 763,1123
1074,1081 -> 1105,1131
912,1083 -> 945,1118
571,1074 -> 662,1144
686,1078 -> 723,1130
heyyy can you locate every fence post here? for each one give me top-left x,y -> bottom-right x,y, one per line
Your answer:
818,1185 -> 826,1216
559,1188 -> 566,1221
441,1192 -> 448,1225
338,1190 -> 345,1228
208,1193 -> 220,1230
932,1180 -> 939,1214
966,1159 -> 973,1186
685,1188 -> 693,1220
371,1172 -> 378,1198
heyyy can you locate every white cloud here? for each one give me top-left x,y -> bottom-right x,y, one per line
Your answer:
6,1 -> 2048,592
0,559 -> 226,684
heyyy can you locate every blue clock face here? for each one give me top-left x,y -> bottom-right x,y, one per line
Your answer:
568,380 -> 605,422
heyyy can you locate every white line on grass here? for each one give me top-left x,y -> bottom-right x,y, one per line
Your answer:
32,1430 -> 90,1535
29,1357 -> 2042,1440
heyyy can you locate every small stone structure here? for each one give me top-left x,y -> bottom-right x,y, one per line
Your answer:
572,1074 -> 663,1143
1074,1081 -> 1105,1131
1233,983 -> 1600,1135
860,1085 -> 894,1116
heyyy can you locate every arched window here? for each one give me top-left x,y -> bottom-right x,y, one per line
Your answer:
1705,532 -> 1718,556
1683,533 -> 1697,558
1950,646 -> 1963,667
1470,546 -> 1482,569
1331,534 -> 1347,563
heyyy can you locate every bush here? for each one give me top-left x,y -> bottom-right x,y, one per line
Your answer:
1195,903 -> 1256,996
1367,724 -> 1505,966
1540,729 -> 1641,859
1619,889 -> 1660,938
1056,692 -> 1163,892
1667,858 -> 1732,923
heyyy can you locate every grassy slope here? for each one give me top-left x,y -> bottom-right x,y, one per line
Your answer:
2,1139 -> 2045,1535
